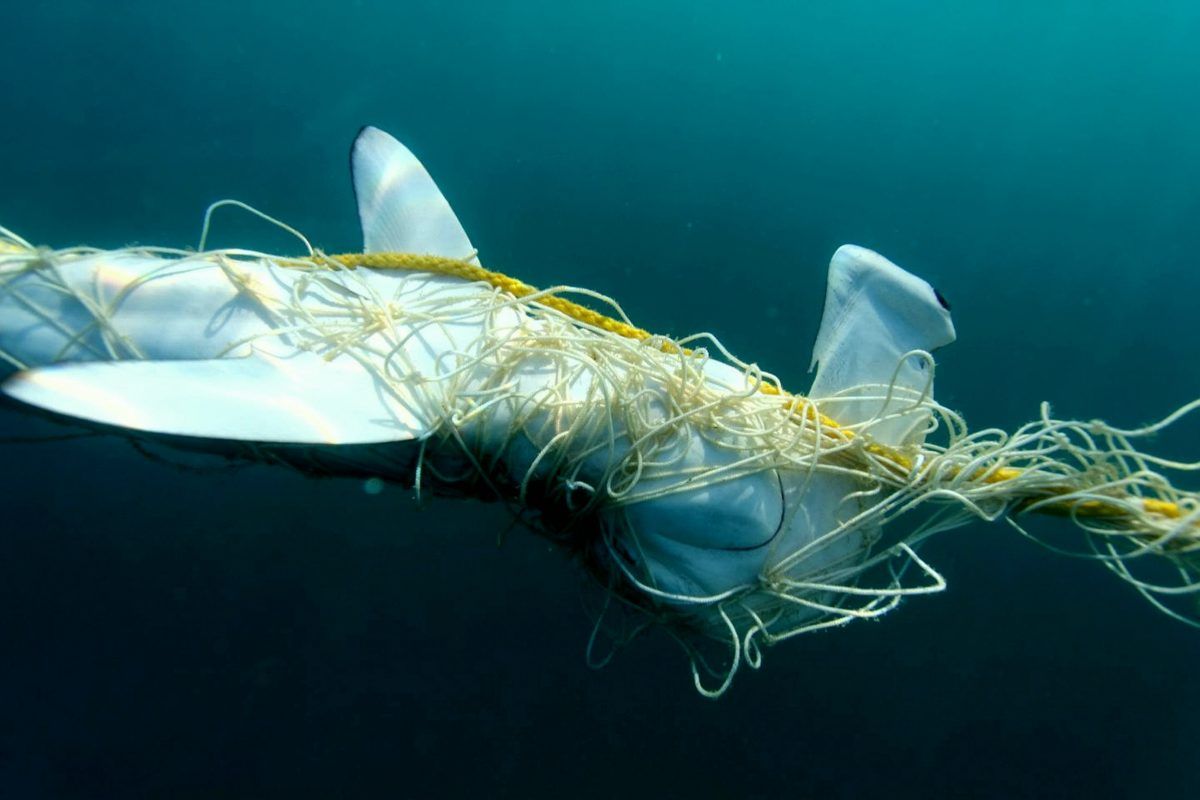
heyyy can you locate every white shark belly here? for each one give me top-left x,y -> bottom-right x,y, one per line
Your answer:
0,124 -> 914,632
0,250 -> 285,370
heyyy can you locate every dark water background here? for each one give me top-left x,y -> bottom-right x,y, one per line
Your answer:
3,2 -> 1199,797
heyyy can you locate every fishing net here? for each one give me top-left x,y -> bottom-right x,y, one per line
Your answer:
2,213 -> 1198,697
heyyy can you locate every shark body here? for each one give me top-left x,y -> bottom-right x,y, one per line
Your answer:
0,127 -> 955,617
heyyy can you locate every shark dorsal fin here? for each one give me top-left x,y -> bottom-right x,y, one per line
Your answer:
350,126 -> 477,261
808,245 -> 955,445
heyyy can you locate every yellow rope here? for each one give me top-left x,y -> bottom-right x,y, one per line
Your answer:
331,252 -> 659,344
324,251 -> 1184,525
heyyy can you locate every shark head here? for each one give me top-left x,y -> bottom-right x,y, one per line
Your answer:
808,244 -> 956,445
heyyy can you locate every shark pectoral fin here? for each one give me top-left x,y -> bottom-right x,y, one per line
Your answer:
351,126 -> 477,261
808,245 -> 956,445
0,353 -> 433,445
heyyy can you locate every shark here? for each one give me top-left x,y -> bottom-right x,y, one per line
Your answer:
0,127 -> 956,632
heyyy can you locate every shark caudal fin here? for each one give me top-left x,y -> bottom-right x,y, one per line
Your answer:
0,127 -> 487,446
808,245 -> 955,445
1,353 -> 430,445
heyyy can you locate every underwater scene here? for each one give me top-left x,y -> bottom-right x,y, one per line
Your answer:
2,2 -> 1199,797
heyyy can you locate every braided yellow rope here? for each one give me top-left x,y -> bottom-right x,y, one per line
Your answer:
325,250 -> 1187,527
2,212 -> 1195,694
332,251 -> 658,343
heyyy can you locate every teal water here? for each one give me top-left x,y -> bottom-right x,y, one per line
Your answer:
3,2 -> 1199,797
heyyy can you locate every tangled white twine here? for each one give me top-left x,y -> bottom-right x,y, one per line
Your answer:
3,213 -> 1198,698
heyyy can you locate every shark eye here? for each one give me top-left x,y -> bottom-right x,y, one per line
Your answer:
933,287 -> 952,311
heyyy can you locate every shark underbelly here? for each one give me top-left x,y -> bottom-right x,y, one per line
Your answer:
0,245 -> 875,606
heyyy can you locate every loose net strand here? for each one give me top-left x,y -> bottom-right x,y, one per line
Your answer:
4,207 -> 1199,697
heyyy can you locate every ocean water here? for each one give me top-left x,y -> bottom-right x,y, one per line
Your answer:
2,2 -> 1199,797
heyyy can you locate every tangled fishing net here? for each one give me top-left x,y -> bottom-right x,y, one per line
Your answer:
2,208 -> 1198,697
